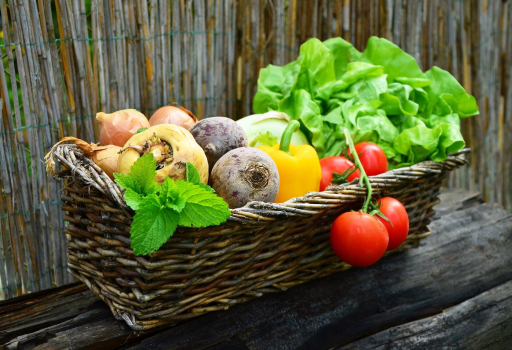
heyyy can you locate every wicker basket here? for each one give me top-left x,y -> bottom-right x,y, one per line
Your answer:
48,143 -> 469,330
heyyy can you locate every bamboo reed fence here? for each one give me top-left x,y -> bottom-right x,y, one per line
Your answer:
0,0 -> 510,300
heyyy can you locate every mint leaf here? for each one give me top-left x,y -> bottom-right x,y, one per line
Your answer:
159,177 -> 185,212
186,162 -> 201,184
129,195 -> 179,256
115,154 -> 159,208
119,159 -> 230,256
114,172 -> 141,194
196,182 -> 215,193
173,180 -> 231,227
160,177 -> 180,202
128,153 -> 160,195
185,162 -> 215,192
124,188 -> 145,210
167,196 -> 186,212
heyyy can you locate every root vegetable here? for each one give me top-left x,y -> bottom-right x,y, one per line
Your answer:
97,109 -> 150,147
189,117 -> 248,173
149,106 -> 198,130
44,137 -> 120,180
92,145 -> 121,180
210,147 -> 279,209
117,124 -> 208,184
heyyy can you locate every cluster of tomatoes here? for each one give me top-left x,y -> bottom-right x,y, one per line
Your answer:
321,142 -> 410,267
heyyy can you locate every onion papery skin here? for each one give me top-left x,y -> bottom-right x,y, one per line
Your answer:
97,109 -> 150,147
149,106 -> 198,130
92,145 -> 121,180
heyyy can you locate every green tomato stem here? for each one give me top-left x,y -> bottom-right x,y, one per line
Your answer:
280,120 -> 300,155
343,128 -> 372,213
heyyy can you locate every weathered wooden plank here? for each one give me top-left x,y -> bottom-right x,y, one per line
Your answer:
0,283 -> 91,342
0,282 -> 161,349
3,190 -> 512,350
339,279 -> 512,350
432,187 -> 482,219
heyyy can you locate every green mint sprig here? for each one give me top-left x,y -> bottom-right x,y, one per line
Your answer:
114,154 -> 231,256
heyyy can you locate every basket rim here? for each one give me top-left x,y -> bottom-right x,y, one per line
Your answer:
48,144 -> 470,223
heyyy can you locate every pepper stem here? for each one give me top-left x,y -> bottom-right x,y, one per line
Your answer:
280,120 -> 300,155
343,129 -> 372,213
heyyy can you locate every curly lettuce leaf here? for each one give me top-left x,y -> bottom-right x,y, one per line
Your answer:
393,125 -> 442,164
280,89 -> 325,156
431,123 -> 466,161
360,36 -> 427,83
294,38 -> 338,105
252,36 -> 478,167
424,66 -> 479,118
379,83 -> 419,116
253,64 -> 286,113
322,37 -> 362,79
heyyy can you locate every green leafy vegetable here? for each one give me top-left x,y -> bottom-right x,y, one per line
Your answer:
123,188 -> 144,210
253,36 -> 479,167
186,162 -> 214,192
171,180 -> 232,227
129,194 -> 180,256
135,127 -> 148,134
115,153 -> 159,195
186,162 -> 201,184
115,154 -> 231,255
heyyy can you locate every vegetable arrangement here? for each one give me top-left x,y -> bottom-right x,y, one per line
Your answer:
253,36 -> 479,168
49,35 -> 477,269
329,130 -> 408,267
114,156 -> 230,255
54,110 -> 283,255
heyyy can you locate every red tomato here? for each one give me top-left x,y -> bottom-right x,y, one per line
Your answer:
330,211 -> 389,267
319,156 -> 361,191
376,197 -> 410,251
349,142 -> 388,176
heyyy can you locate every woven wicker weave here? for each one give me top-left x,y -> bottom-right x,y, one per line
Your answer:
48,143 -> 469,330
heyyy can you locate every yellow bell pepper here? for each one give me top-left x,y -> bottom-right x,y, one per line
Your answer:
258,120 -> 322,203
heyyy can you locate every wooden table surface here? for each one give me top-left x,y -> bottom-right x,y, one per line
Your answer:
1,188 -> 512,350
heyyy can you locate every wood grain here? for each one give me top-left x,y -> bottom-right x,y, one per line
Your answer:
1,189 -> 512,350
339,279 -> 512,350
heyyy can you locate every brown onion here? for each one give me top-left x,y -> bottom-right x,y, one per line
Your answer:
97,109 -> 150,147
44,137 -> 120,180
149,106 -> 197,130
91,145 -> 121,180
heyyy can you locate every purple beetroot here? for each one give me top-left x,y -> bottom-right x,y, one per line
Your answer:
210,147 -> 280,209
189,117 -> 248,173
